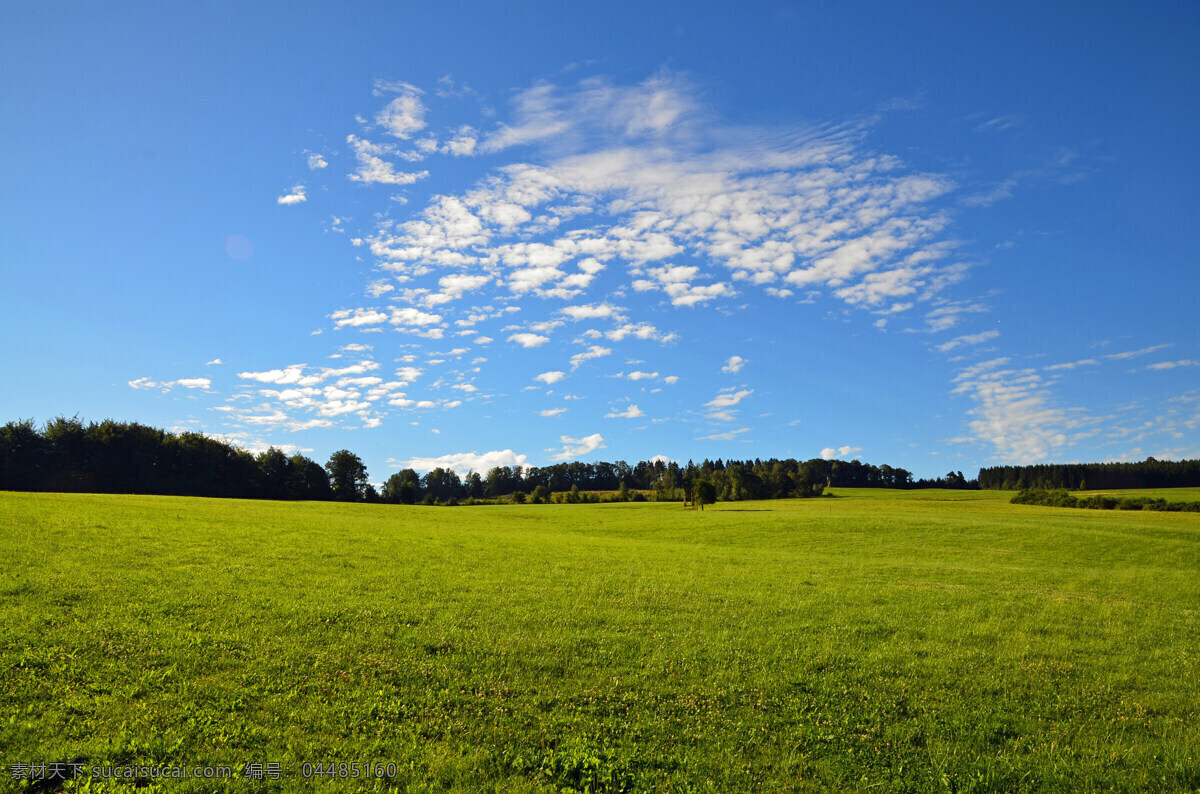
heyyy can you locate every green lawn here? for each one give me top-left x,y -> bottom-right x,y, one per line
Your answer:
1,489 -> 1198,791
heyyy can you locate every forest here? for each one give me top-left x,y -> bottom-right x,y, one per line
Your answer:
0,416 -> 980,504
978,459 -> 1200,490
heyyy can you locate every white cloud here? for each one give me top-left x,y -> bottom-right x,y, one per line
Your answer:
374,81 -> 428,139
559,302 -> 620,321
637,264 -> 733,307
129,376 -> 210,392
706,389 -> 753,409
1104,344 -> 1172,361
390,307 -> 443,326
172,74 -> 1018,441
962,178 -> 1018,208
951,358 -> 1094,462
539,408 -> 567,417
570,345 -> 612,369
935,329 -> 1000,353
547,433 -> 606,462
344,72 -> 965,347
605,404 -> 645,418
820,445 -> 862,460
202,432 -> 313,455
535,370 -> 566,384
920,300 -> 989,333
601,322 -> 677,343
347,135 -> 430,185
508,333 -> 550,348
401,449 -> 528,475
366,280 -> 394,297
440,125 -> 478,156
697,427 -> 750,441
395,366 -> 423,382
430,273 -> 491,305
1147,360 -> 1199,370
1044,358 -> 1100,371
277,185 -> 306,205
480,75 -> 697,155
205,358 -> 223,366
331,308 -> 389,328
237,362 -> 379,389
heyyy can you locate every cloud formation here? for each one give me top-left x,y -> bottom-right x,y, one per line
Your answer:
951,358 -> 1092,462
820,445 -> 862,460
547,433 -> 606,462
400,448 -> 527,475
277,185 -> 307,205
143,70 -> 1049,469
604,404 -> 645,419
721,356 -> 745,374
129,377 -> 211,392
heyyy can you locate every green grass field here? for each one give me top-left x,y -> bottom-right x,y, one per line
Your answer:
2,489 -> 1198,792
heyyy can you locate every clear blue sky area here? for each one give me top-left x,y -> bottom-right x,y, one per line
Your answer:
3,1 -> 1198,480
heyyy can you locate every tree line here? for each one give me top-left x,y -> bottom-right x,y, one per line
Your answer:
382,457 -> 977,505
978,458 -> 1200,490
2,416 -> 979,504
0,418 -> 359,501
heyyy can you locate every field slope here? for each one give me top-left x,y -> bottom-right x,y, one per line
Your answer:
1,489 -> 1198,792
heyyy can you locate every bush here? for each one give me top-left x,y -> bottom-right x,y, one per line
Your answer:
1077,496 -> 1118,510
1047,490 -> 1078,508
1011,489 -> 1200,513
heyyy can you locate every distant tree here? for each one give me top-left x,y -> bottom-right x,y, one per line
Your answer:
289,454 -> 332,500
0,419 -> 46,491
530,484 -> 551,504
256,447 -> 291,500
485,466 -> 513,497
382,469 -> 421,504
464,471 -> 484,499
694,481 -> 717,511
423,468 -> 463,502
42,415 -> 91,492
325,450 -> 367,501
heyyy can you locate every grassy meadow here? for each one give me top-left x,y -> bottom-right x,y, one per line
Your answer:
1,488 -> 1198,791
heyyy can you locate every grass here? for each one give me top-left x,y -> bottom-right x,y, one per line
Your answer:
1,488 -> 1198,792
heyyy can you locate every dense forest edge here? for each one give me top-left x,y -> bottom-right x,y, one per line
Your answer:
980,459 -> 1200,490
1,417 -> 982,505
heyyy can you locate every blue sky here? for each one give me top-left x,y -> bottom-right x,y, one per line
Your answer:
3,1 -> 1198,481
